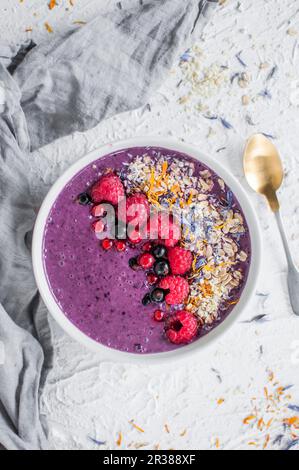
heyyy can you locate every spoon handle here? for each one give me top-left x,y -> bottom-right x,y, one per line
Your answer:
275,211 -> 299,316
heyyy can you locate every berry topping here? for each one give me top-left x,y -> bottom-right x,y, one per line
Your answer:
115,240 -> 126,252
154,259 -> 170,277
129,257 -> 140,270
146,273 -> 158,285
150,288 -> 167,303
159,276 -> 189,305
138,253 -> 155,269
142,241 -> 153,252
101,238 -> 113,250
91,174 -> 124,205
118,193 -> 150,225
151,244 -> 167,259
91,204 -> 106,217
165,310 -> 198,344
142,293 -> 152,306
168,246 -> 193,275
92,219 -> 105,236
128,228 -> 143,244
148,212 -> 181,248
77,192 -> 92,205
154,310 -> 165,322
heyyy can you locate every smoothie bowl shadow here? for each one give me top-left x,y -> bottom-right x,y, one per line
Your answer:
32,138 -> 261,363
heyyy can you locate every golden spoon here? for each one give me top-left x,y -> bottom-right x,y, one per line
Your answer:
243,133 -> 299,316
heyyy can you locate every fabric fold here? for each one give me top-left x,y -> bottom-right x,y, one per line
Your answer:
0,0 -> 217,450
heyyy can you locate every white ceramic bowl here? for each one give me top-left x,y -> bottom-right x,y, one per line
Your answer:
32,137 -> 262,363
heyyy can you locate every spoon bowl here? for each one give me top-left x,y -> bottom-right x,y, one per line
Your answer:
243,134 -> 283,212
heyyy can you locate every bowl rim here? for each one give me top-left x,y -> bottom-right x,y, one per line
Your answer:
32,137 -> 262,364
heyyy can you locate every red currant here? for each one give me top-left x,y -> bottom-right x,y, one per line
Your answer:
142,241 -> 152,252
154,310 -> 164,322
138,253 -> 155,269
92,219 -> 105,235
128,229 -> 143,244
115,240 -> 126,252
91,204 -> 106,217
101,238 -> 113,250
146,273 -> 158,285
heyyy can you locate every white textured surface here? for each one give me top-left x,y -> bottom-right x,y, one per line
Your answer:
2,0 -> 299,450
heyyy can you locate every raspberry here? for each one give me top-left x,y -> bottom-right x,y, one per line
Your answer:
101,238 -> 113,250
159,275 -> 189,305
168,246 -> 193,275
115,240 -> 126,252
147,212 -> 180,248
153,310 -> 165,322
165,311 -> 198,344
118,193 -> 149,225
91,174 -> 124,205
138,253 -> 155,269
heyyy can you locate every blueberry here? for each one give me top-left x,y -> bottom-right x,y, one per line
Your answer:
150,288 -> 166,303
152,245 -> 167,259
154,260 -> 170,277
77,192 -> 92,205
142,293 -> 152,306
129,257 -> 139,270
134,343 -> 144,353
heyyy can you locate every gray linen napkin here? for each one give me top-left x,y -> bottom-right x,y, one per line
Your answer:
0,0 -> 217,450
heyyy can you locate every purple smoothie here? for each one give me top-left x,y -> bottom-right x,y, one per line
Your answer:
43,147 -> 251,354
